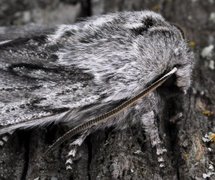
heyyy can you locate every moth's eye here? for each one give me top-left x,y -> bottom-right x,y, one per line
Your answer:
172,24 -> 185,39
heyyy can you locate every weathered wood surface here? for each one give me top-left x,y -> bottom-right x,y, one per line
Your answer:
0,0 -> 215,180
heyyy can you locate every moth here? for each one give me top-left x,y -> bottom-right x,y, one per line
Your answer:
0,11 -> 194,169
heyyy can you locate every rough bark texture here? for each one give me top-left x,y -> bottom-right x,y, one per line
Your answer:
0,0 -> 215,180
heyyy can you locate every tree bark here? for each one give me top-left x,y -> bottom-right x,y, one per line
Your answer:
0,0 -> 215,180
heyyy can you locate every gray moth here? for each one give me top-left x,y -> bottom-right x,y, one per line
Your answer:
0,11 -> 194,169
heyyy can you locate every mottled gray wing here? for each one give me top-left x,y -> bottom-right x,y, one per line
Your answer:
0,24 -> 130,135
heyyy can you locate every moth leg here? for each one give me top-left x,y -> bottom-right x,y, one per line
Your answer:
141,111 -> 167,168
175,65 -> 192,93
65,130 -> 90,170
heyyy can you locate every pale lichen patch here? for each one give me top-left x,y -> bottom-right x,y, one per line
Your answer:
209,12 -> 215,23
201,45 -> 214,59
209,60 -> 215,70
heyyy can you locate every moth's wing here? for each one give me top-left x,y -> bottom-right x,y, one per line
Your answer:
0,24 -> 134,135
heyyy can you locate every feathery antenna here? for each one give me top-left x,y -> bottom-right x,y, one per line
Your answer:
44,67 -> 177,156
